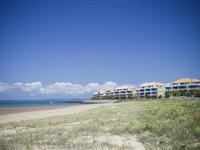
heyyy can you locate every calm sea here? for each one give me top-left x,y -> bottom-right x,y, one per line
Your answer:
0,99 -> 82,108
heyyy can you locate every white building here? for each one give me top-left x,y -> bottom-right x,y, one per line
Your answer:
92,78 -> 200,100
165,78 -> 200,92
92,85 -> 136,100
137,82 -> 165,98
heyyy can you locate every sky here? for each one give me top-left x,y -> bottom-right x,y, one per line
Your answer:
0,0 -> 200,99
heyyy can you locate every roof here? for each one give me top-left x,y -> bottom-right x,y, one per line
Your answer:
140,82 -> 165,87
173,78 -> 200,84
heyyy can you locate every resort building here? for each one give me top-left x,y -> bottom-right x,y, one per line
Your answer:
165,78 -> 200,97
92,85 -> 136,100
92,78 -> 200,100
166,78 -> 200,91
136,82 -> 165,98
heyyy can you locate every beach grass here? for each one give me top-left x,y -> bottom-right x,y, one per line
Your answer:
0,99 -> 200,149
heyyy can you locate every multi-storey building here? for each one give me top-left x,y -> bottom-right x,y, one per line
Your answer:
137,82 -> 165,98
92,85 -> 136,100
165,78 -> 200,92
92,78 -> 200,100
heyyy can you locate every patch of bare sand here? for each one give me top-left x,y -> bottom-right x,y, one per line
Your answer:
74,133 -> 145,150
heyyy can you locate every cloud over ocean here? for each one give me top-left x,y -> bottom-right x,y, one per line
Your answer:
0,81 -> 120,96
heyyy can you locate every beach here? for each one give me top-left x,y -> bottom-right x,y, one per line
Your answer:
0,103 -> 114,124
0,99 -> 199,149
0,103 -> 83,115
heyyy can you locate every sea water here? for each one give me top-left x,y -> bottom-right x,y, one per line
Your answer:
0,99 -> 82,108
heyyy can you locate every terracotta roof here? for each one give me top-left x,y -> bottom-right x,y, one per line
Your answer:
173,78 -> 200,83
140,82 -> 165,87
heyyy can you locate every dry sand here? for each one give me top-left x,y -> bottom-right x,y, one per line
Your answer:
0,104 -> 113,124
0,103 -> 146,149
75,134 -> 145,150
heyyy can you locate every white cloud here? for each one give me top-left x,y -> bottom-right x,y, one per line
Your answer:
100,81 -> 118,91
0,81 -> 124,95
14,82 -> 42,92
84,81 -> 118,93
85,83 -> 101,92
40,82 -> 84,94
40,81 -> 118,95
0,82 -> 10,92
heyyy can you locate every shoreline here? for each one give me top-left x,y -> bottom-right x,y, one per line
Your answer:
0,103 -> 115,124
0,104 -> 80,115
0,99 -> 119,115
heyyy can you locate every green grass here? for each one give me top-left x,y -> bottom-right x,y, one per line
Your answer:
0,99 -> 200,149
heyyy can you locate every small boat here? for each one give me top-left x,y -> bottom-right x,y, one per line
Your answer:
49,101 -> 54,104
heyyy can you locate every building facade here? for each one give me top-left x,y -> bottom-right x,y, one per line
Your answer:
92,78 -> 200,100
166,78 -> 200,91
92,85 -> 136,100
165,78 -> 200,97
136,82 -> 165,98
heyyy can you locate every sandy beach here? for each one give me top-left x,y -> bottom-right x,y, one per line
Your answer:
0,104 -> 79,115
0,103 -> 113,124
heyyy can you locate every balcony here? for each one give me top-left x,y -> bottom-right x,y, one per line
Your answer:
151,88 -> 157,91
188,85 -> 200,90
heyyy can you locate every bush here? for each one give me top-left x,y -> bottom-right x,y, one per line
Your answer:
165,90 -> 200,97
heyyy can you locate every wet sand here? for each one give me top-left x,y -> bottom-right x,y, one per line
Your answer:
0,104 -> 79,115
0,103 -> 114,124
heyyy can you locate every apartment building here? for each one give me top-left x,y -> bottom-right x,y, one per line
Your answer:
165,78 -> 200,92
92,85 -> 136,100
92,78 -> 200,100
136,82 -> 165,98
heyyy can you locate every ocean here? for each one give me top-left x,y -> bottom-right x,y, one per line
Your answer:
0,99 -> 83,108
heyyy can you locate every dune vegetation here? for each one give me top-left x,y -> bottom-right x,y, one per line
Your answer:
0,99 -> 200,150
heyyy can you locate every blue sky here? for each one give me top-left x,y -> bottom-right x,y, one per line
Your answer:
0,0 -> 200,99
